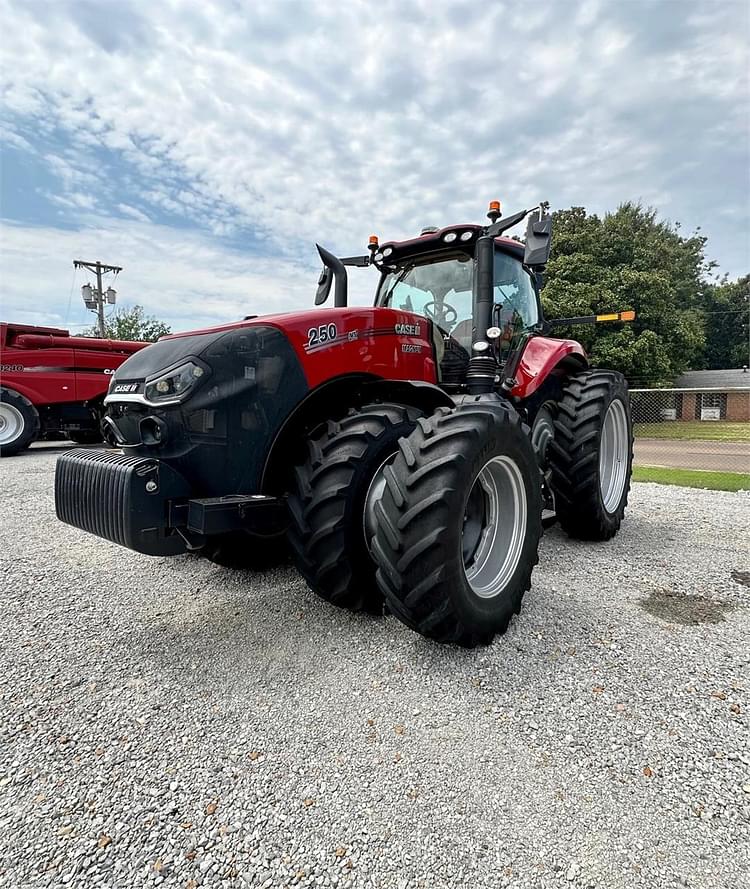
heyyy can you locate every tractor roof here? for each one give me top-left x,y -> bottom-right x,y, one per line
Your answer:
378,224 -> 525,262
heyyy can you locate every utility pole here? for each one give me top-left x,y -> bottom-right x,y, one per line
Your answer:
73,259 -> 122,338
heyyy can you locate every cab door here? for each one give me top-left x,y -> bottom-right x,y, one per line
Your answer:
492,249 -> 540,358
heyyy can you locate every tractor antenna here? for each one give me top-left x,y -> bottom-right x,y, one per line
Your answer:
487,200 -> 502,223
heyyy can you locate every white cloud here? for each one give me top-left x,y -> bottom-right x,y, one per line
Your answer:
0,125 -> 33,151
0,216 -> 377,333
117,203 -> 150,223
0,0 -> 747,332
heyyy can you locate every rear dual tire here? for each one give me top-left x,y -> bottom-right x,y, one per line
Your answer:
548,370 -> 633,540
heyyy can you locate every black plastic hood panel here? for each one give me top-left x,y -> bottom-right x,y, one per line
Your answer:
106,325 -> 308,497
112,330 -> 229,381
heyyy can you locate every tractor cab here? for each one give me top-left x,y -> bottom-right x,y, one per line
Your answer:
374,230 -> 541,355
316,201 -> 554,393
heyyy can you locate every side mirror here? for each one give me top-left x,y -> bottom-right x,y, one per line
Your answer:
524,210 -> 552,267
315,266 -> 333,305
315,244 -> 348,307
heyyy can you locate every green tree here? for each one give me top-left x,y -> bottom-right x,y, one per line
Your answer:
541,203 -> 710,386
88,305 -> 171,342
701,275 -> 749,369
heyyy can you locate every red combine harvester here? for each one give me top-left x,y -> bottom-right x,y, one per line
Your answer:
56,202 -> 635,647
0,323 -> 145,456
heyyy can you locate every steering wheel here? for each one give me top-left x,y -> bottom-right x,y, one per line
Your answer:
423,301 -> 458,328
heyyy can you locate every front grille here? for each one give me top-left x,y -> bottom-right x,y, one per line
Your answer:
55,449 -> 190,556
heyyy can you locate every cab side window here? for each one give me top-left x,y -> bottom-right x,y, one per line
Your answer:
493,251 -> 539,347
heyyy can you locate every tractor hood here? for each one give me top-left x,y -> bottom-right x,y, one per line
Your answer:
107,307 -> 437,399
106,311 -> 326,404
103,307 -> 437,497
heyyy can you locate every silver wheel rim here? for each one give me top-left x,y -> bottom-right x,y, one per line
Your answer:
463,456 -> 527,599
599,399 -> 629,513
0,403 -> 24,446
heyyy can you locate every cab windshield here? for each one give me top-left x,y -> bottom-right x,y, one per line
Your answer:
378,254 -> 474,335
377,249 -> 539,350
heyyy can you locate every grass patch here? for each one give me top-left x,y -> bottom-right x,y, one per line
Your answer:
632,465 -> 750,491
634,421 -> 750,442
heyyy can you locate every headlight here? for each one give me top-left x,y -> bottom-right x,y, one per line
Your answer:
144,361 -> 206,404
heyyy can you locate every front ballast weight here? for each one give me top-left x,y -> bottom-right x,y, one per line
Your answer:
55,449 -> 287,556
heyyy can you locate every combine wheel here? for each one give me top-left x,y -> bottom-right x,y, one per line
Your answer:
370,401 -> 542,647
0,388 -> 39,457
548,370 -> 633,540
288,403 -> 422,613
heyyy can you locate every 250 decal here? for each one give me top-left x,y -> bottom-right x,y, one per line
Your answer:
306,323 -> 338,349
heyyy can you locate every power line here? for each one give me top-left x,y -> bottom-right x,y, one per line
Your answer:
64,265 -> 77,325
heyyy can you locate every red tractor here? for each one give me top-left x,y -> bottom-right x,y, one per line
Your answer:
55,203 -> 634,647
0,323 -> 145,456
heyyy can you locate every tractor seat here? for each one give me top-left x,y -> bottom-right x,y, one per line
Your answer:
450,319 -> 473,350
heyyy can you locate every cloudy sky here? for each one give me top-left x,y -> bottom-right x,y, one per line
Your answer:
1,0 -> 748,334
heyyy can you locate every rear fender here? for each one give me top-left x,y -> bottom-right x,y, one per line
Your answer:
510,336 -> 587,400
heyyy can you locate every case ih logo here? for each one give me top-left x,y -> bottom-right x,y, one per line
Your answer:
113,382 -> 139,394
395,323 -> 421,336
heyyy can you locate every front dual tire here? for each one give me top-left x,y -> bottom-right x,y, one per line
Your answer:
288,403 -> 424,613
289,400 -> 542,647
371,403 -> 542,647
216,374 -> 631,647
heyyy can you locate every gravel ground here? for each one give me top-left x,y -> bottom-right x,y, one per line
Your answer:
0,444 -> 748,889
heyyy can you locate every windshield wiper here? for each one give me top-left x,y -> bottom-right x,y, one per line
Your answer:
382,262 -> 416,305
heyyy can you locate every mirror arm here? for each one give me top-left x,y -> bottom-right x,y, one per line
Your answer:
485,207 -> 533,238
340,255 -> 371,268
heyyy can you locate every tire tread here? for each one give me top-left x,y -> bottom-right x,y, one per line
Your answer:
548,370 -> 634,540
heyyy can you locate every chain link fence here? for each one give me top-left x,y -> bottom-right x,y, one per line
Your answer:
629,387 -> 750,475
